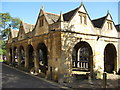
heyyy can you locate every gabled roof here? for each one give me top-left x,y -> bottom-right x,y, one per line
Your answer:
34,9 -> 59,28
22,22 -> 35,33
10,29 -> 19,38
63,8 -> 79,21
92,15 -> 107,28
115,24 -> 120,32
45,12 -> 60,24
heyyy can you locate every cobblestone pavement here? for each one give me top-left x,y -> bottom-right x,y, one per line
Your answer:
2,63 -> 68,89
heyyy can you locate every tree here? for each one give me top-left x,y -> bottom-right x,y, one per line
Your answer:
0,13 -> 21,40
0,12 -> 21,58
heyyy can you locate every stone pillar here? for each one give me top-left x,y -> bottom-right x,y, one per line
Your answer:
92,52 -> 104,79
6,48 -> 10,64
34,47 -> 39,72
12,48 -> 15,65
118,39 -> 120,74
116,54 -> 118,73
24,46 -> 29,68
6,48 -> 9,63
17,48 -> 21,66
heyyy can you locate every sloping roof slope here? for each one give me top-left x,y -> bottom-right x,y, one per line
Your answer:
11,29 -> 19,38
115,24 -> 120,32
22,22 -> 35,33
63,8 -> 79,21
92,16 -> 107,28
45,12 -> 59,24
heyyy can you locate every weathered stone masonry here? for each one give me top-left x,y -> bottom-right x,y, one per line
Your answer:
6,3 -> 120,82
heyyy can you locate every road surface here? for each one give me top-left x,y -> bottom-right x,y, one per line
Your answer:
2,63 -> 68,89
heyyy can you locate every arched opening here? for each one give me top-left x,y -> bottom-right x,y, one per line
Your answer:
20,46 -> 25,67
13,47 -> 18,64
104,44 -> 117,73
28,45 -> 34,68
9,48 -> 12,63
72,41 -> 93,72
37,43 -> 48,74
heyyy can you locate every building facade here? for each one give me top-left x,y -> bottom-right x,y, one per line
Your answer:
116,24 -> 120,72
6,3 -> 120,82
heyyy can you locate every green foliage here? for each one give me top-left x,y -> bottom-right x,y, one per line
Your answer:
0,48 -> 3,55
0,12 -> 21,56
0,40 -> 6,55
0,13 -> 12,29
1,28 -> 10,39
11,17 -> 21,29
0,12 -> 21,40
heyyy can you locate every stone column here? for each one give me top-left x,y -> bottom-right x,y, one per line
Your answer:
118,39 -> 120,73
24,46 -> 29,68
92,52 -> 104,79
116,53 -> 118,73
17,47 -> 21,66
6,48 -> 9,63
7,47 -> 11,64
12,48 -> 15,65
34,47 -> 39,72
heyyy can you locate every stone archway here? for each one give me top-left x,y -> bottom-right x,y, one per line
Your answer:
104,44 -> 117,73
37,43 -> 48,74
72,41 -> 93,72
28,45 -> 34,68
20,46 -> 25,67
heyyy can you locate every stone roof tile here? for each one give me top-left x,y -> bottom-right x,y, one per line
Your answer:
63,8 -> 79,21
45,12 -> 59,24
92,16 -> 107,28
11,29 -> 19,38
22,22 -> 35,33
115,24 -> 120,32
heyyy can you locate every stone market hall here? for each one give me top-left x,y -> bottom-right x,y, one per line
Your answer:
6,3 -> 120,82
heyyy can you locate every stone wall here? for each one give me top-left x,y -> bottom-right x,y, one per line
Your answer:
6,31 -> 62,81
6,4 -> 120,83
118,32 -> 120,72
60,31 -> 119,82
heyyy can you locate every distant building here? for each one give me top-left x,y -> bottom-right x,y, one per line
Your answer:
6,3 -> 120,82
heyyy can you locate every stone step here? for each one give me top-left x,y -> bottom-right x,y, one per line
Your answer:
107,74 -> 120,80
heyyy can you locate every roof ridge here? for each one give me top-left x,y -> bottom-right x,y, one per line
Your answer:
22,21 -> 35,26
63,7 -> 79,15
92,15 -> 107,21
63,7 -> 79,21
92,15 -> 107,28
45,12 -> 60,16
11,28 -> 19,32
